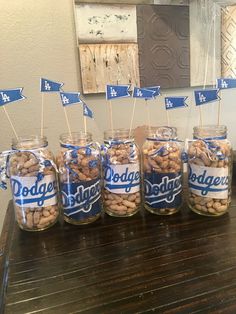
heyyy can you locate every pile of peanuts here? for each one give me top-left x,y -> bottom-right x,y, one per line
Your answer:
104,190 -> 141,216
103,142 -> 141,217
57,146 -> 100,183
188,140 -> 231,216
57,145 -> 101,224
10,150 -> 59,231
15,205 -> 58,230
143,141 -> 181,174
143,140 -> 182,215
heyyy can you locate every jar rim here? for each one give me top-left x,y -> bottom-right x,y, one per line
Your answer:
12,135 -> 48,150
60,131 -> 92,145
193,124 -> 227,139
147,126 -> 177,140
104,128 -> 134,141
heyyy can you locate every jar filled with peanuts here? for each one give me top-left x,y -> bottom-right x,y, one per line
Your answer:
142,126 -> 183,215
57,132 -> 102,225
103,129 -> 141,217
7,136 -> 59,231
187,125 -> 232,216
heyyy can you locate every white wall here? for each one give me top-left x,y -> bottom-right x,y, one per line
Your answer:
0,0 -> 235,232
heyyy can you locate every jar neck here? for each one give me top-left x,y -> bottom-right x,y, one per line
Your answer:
193,125 -> 227,140
147,126 -> 177,141
12,135 -> 48,150
104,129 -> 134,143
60,132 -> 92,147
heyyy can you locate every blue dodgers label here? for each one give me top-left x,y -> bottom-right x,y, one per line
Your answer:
188,164 -> 229,199
10,175 -> 57,207
61,178 -> 101,220
104,164 -> 140,194
144,172 -> 182,209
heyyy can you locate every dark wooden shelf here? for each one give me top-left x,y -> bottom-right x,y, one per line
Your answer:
1,187 -> 236,313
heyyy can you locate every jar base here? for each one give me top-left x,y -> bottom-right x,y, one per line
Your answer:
189,205 -> 228,217
105,208 -> 139,218
144,204 -> 180,216
64,213 -> 101,225
17,218 -> 58,232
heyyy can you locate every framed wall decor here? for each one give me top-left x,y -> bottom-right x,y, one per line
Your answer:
74,0 -> 235,94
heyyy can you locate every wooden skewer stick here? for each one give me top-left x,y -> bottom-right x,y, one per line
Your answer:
40,93 -> 44,138
129,98 -> 137,138
63,107 -> 72,137
109,100 -> 114,135
83,115 -> 87,134
2,106 -> 19,140
145,99 -> 151,133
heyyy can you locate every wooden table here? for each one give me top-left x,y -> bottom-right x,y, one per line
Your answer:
1,187 -> 236,314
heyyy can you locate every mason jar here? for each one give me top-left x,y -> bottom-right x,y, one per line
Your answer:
142,126 -> 183,215
103,129 -> 141,217
57,132 -> 102,225
187,125 -> 232,216
9,136 -> 59,231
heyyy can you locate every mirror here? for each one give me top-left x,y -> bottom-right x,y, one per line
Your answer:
74,0 -> 235,94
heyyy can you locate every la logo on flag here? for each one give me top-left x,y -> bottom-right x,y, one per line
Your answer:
194,89 -> 220,106
165,97 -> 188,110
0,88 -> 26,106
40,78 -> 64,92
82,101 -> 93,118
106,84 -> 130,100
133,87 -> 155,99
60,92 -> 82,106
216,78 -> 236,90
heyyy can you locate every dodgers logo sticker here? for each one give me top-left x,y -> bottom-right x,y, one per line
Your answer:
144,172 -> 182,208
104,164 -> 140,194
188,164 -> 229,198
10,175 -> 57,207
61,178 -> 101,220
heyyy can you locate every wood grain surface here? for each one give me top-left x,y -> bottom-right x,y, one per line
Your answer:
79,43 -> 140,94
1,184 -> 236,313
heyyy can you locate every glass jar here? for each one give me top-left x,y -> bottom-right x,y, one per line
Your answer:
57,132 -> 102,225
9,136 -> 59,231
103,129 -> 141,217
142,126 -> 183,215
187,125 -> 232,217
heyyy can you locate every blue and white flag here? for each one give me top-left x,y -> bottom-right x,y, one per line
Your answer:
40,78 -> 63,92
60,92 -> 82,107
194,89 -> 220,106
0,88 -> 26,106
106,84 -> 130,100
83,101 -> 93,118
133,87 -> 155,99
216,78 -> 236,90
165,97 -> 188,110
143,86 -> 161,97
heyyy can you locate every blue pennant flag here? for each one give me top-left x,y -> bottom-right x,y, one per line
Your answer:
40,78 -> 64,92
106,84 -> 130,100
133,87 -> 156,99
216,78 -> 236,90
194,89 -> 220,106
165,97 -> 188,110
83,101 -> 93,118
143,86 -> 161,97
60,92 -> 82,107
0,88 -> 26,106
